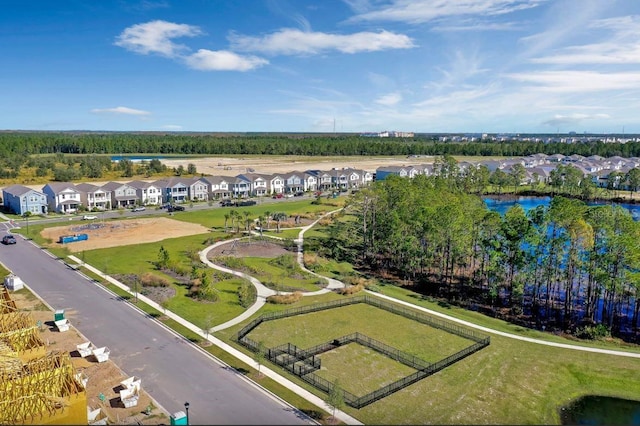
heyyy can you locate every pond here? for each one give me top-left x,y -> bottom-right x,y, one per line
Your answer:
560,395 -> 640,425
483,195 -> 640,221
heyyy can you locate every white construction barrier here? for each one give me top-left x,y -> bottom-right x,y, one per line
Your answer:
119,386 -> 139,408
76,341 -> 94,358
75,371 -> 88,389
87,407 -> 108,426
120,376 -> 142,393
54,318 -> 70,332
92,346 -> 110,363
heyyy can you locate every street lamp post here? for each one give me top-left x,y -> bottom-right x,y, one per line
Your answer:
184,402 -> 190,425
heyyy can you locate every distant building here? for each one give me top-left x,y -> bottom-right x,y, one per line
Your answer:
360,131 -> 415,138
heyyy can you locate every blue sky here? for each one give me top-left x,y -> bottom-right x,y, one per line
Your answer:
2,0 -> 640,134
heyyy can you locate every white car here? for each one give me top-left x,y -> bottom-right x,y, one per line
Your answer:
132,206 -> 146,212
82,214 -> 98,220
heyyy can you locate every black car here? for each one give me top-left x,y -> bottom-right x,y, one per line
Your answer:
2,235 -> 17,245
167,204 -> 185,212
219,199 -> 235,207
237,200 -> 257,207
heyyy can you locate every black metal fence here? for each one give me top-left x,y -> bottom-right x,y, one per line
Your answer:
237,294 -> 490,408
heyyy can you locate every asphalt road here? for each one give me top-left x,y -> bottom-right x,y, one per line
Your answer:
0,234 -> 313,425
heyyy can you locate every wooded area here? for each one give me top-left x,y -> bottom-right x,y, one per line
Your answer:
315,173 -> 640,342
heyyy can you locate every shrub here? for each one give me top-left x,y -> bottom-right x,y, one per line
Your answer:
269,254 -> 298,271
238,281 -> 256,308
266,291 -> 303,304
140,273 -> 170,287
337,276 -> 376,295
169,262 -> 191,277
575,324 -> 611,340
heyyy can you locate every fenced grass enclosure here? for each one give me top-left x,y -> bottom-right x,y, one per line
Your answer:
237,295 -> 490,408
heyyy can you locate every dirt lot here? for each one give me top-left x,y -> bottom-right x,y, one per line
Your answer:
9,290 -> 170,425
40,217 -> 209,252
161,155 -> 424,177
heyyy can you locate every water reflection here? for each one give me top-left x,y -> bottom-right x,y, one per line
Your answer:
483,196 -> 640,221
560,395 -> 640,425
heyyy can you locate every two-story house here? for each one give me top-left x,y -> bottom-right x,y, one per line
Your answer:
128,180 -> 162,206
75,182 -> 112,211
42,182 -> 81,214
237,173 -> 269,197
228,176 -> 251,198
2,184 -> 48,215
154,178 -> 190,204
101,181 -> 139,208
201,176 -> 231,200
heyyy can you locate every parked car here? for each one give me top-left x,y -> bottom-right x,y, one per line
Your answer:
272,193 -> 284,199
237,200 -> 257,207
2,235 -> 17,245
294,191 -> 305,197
82,214 -> 98,220
284,193 -> 294,198
220,199 -> 235,207
168,204 -> 185,212
132,206 -> 146,212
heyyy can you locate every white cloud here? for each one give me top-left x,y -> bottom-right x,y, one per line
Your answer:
184,49 -> 268,71
432,20 -> 520,32
347,0 -> 547,24
375,92 -> 402,105
229,28 -> 415,55
531,16 -> 640,64
90,106 -> 151,116
506,71 -> 640,92
114,20 -> 202,57
542,113 -> 610,127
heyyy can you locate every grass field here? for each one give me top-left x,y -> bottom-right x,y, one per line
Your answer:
314,343 -> 418,396
248,304 -> 474,361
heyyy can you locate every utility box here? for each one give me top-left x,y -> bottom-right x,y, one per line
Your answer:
54,309 -> 65,321
170,411 -> 187,425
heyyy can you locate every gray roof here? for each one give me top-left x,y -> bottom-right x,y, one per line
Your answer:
2,184 -> 40,196
44,182 -> 77,193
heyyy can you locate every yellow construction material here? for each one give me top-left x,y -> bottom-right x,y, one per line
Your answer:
0,351 -> 87,425
0,285 -> 88,425
0,312 -> 46,362
0,285 -> 18,314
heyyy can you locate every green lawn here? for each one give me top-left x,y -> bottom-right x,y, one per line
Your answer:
314,343 -> 418,396
248,303 -> 473,361
212,255 -> 325,292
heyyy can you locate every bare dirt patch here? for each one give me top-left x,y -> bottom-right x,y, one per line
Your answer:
207,239 -> 291,258
161,155 -> 420,177
40,217 -> 209,252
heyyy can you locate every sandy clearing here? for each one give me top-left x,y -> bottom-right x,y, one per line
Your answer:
40,217 -> 210,252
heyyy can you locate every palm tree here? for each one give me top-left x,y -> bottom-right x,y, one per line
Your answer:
223,213 -> 230,232
242,211 -> 251,232
273,212 -> 287,233
264,210 -> 271,230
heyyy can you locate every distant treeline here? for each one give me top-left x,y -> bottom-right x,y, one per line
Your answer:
1,132 -> 640,158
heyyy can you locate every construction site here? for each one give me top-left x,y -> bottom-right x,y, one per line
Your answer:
0,276 -> 169,425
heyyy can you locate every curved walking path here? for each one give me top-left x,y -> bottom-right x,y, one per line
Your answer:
200,208 -> 345,332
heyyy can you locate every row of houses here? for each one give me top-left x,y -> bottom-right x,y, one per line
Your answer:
2,168 -> 373,215
375,153 -> 640,188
